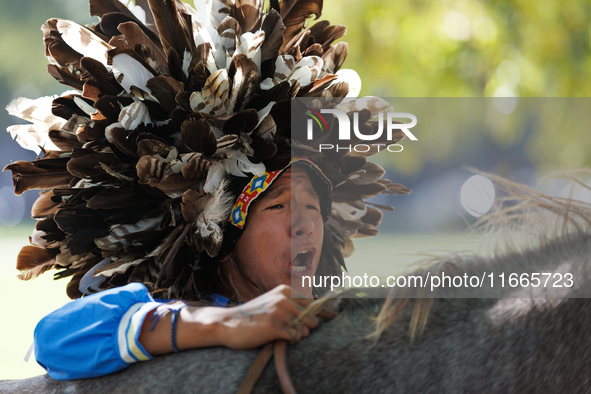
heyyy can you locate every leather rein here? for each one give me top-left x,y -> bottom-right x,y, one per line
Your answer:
237,308 -> 336,394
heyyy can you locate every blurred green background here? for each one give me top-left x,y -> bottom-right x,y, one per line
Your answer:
1,0 -> 590,381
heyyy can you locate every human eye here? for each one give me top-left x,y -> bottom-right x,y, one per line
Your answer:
306,203 -> 320,211
306,198 -> 321,211
266,203 -> 284,210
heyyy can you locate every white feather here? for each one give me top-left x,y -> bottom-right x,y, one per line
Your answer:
255,102 -> 275,128
260,77 -> 275,90
56,19 -> 113,67
95,258 -> 146,278
73,96 -> 96,116
118,101 -> 152,130
195,25 -> 226,70
194,0 -> 230,28
237,31 -> 265,73
6,96 -> 65,153
335,69 -> 362,98
194,68 -> 229,114
118,0 -> 147,25
6,125 -> 58,154
182,50 -> 193,80
78,258 -> 110,293
218,25 -> 237,54
289,56 -> 323,87
7,96 -> 59,124
192,0 -> 212,26
199,178 -> 234,225
111,53 -> 155,97
275,55 -> 296,80
224,151 -> 265,177
190,91 -> 206,112
204,161 -> 225,193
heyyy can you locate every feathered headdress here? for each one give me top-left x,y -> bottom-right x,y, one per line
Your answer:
5,0 -> 410,300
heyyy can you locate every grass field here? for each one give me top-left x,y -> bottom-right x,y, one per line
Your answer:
0,226 -> 479,380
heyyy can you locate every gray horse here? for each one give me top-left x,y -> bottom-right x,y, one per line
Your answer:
2,179 -> 591,393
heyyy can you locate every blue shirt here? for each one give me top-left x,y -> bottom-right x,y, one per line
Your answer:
34,283 -> 230,380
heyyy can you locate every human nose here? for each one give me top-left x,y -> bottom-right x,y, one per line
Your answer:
290,205 -> 315,237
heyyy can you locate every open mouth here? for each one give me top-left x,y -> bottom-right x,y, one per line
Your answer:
289,249 -> 314,274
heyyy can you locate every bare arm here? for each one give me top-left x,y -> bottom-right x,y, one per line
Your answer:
139,285 -> 320,355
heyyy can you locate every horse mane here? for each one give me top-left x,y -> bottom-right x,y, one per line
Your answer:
305,169 -> 591,343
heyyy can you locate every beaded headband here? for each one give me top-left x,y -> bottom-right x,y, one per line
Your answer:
230,156 -> 332,229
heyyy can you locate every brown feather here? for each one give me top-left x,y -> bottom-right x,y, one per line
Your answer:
181,153 -> 210,180
195,42 -> 214,70
4,159 -> 72,195
223,109 -> 259,135
66,151 -> 119,180
136,155 -> 167,182
47,64 -> 84,90
43,19 -> 83,68
95,256 -> 145,277
94,95 -> 134,123
321,41 -> 347,73
52,95 -> 93,119
81,56 -> 123,97
48,129 -> 83,152
118,21 -> 168,70
89,0 -> 160,44
187,62 -> 211,93
137,138 -> 173,158
261,8 -> 285,63
298,73 -> 337,96
76,124 -> 106,142
283,29 -> 313,56
65,228 -> 108,255
16,245 -> 58,272
180,116 -> 217,156
308,21 -> 346,51
31,190 -> 61,219
86,186 -> 140,209
253,113 -> 277,142
146,0 -> 196,65
234,0 -> 263,33
228,54 -> 260,112
107,127 -> 139,158
100,12 -> 137,39
278,0 -> 323,53
215,134 -> 239,154
165,45 -> 185,81
147,173 -> 200,198
181,189 -> 206,222
146,75 -> 184,112
217,15 -> 241,41
54,210 -> 107,234
302,43 -> 323,57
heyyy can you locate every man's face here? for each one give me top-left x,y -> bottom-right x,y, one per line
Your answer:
227,166 -> 324,299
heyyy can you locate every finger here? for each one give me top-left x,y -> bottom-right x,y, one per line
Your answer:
317,308 -> 337,320
279,300 -> 319,329
293,312 -> 319,329
299,325 -> 310,338
280,325 -> 302,343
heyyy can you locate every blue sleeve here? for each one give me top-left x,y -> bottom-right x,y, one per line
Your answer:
34,282 -> 164,380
